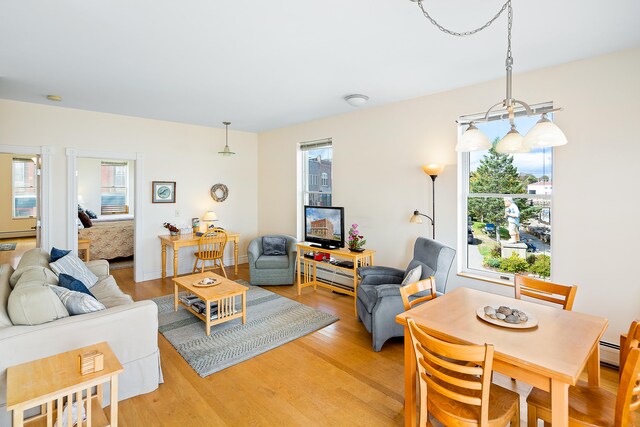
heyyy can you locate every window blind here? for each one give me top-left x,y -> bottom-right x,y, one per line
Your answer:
300,138 -> 332,151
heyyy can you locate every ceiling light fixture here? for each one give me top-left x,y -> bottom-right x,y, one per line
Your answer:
344,94 -> 369,107
46,95 -> 62,102
411,0 -> 567,153
218,121 -> 236,156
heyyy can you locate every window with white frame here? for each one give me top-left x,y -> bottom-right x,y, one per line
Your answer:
459,110 -> 553,281
12,158 -> 37,218
301,138 -> 332,208
101,161 -> 128,210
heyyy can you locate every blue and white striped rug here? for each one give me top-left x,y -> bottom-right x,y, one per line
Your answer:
153,282 -> 339,377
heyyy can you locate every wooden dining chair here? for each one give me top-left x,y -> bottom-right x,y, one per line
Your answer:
406,318 -> 520,426
527,346 -> 640,427
193,228 -> 228,278
399,277 -> 437,311
620,320 -> 640,380
514,274 -> 577,310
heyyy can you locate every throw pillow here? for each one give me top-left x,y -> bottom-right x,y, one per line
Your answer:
85,209 -> 98,219
50,247 -> 71,262
263,236 -> 287,256
401,265 -> 422,286
58,273 -> 94,297
48,285 -> 105,315
78,210 -> 92,228
50,253 -> 99,289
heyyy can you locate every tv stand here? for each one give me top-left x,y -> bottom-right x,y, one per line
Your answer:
296,243 -> 376,315
309,243 -> 338,250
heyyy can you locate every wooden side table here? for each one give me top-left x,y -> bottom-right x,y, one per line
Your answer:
78,238 -> 91,262
6,342 -> 123,427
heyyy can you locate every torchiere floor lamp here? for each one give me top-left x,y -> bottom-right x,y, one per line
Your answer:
410,164 -> 445,239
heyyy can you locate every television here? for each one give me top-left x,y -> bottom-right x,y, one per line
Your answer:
304,205 -> 345,249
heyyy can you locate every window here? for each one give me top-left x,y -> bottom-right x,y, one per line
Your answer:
301,138 -> 332,208
12,158 -> 37,218
459,109 -> 553,281
101,161 -> 128,210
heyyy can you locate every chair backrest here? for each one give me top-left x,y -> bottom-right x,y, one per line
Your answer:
399,277 -> 437,311
514,274 -> 577,310
405,237 -> 456,295
198,228 -> 228,260
407,318 -> 494,426
616,347 -> 640,427
620,320 -> 640,379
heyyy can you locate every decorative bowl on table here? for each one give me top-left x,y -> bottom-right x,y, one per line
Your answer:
476,305 -> 538,329
193,277 -> 221,287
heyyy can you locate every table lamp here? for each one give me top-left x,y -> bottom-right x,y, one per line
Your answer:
203,211 -> 218,230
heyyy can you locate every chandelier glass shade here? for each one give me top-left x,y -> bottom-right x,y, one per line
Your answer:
456,122 -> 492,151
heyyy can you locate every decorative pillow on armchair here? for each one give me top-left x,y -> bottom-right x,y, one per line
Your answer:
401,265 -> 422,286
263,237 -> 287,256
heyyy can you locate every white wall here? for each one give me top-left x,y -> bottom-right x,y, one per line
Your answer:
257,47 -> 640,344
0,100 -> 259,280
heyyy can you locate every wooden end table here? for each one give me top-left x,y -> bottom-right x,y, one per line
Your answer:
78,238 -> 91,262
173,271 -> 248,336
7,341 -> 123,427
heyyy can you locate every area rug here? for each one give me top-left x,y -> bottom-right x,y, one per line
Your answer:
0,243 -> 17,251
153,282 -> 339,377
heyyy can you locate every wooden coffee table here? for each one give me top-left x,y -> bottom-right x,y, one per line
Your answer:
173,272 -> 248,336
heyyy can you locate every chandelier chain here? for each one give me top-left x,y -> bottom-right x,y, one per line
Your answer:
506,1 -> 513,64
414,0 -> 510,37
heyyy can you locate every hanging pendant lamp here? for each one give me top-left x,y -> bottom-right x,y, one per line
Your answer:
218,121 -> 236,156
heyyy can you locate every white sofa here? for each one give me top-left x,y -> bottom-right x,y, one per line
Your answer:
0,249 -> 163,426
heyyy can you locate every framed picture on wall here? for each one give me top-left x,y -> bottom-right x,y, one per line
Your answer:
152,181 -> 176,203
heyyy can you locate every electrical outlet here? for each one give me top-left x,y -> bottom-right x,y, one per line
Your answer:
175,209 -> 180,217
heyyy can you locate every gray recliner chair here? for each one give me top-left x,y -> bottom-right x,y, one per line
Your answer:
356,237 -> 456,351
247,235 -> 297,286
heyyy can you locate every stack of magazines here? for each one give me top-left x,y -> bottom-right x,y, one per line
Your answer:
179,294 -> 237,320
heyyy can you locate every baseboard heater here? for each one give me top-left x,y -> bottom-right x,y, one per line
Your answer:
0,230 -> 36,239
600,340 -> 620,369
299,263 -> 355,291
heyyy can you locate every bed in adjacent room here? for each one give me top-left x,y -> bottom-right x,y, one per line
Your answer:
78,214 -> 134,260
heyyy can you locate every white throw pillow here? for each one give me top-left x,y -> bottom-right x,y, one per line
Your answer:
50,253 -> 98,289
401,265 -> 422,286
49,285 -> 105,315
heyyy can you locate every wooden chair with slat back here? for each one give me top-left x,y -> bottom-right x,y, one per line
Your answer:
527,321 -> 640,427
193,228 -> 228,278
406,318 -> 520,427
620,320 -> 640,380
514,274 -> 577,310
399,277 -> 437,311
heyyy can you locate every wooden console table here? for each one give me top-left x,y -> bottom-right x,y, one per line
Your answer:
7,341 -> 123,427
296,243 -> 375,315
159,232 -> 239,278
78,239 -> 91,262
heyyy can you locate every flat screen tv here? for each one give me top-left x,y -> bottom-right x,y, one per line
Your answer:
304,205 -> 345,249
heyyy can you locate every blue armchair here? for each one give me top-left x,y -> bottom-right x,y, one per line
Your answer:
247,235 -> 297,286
356,237 -> 456,351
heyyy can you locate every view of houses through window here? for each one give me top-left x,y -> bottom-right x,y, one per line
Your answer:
301,139 -> 332,208
12,157 -> 37,218
461,113 -> 553,280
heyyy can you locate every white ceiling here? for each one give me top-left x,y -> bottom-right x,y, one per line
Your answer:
1,0 -> 639,132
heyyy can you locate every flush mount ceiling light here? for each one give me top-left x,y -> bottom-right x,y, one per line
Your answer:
410,0 -> 567,153
46,95 -> 62,102
344,94 -> 369,107
218,121 -> 236,156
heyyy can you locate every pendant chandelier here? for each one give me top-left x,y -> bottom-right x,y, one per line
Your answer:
218,121 -> 236,156
411,0 -> 568,153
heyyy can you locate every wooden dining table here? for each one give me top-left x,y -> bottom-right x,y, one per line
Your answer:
396,287 -> 608,427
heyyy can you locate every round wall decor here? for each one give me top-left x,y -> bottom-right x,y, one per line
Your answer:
210,183 -> 229,202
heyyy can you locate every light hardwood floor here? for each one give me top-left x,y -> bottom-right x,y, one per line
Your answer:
109,265 -> 627,426
0,237 -> 36,268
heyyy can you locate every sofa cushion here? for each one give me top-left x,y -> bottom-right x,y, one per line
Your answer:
12,267 -> 59,289
7,283 -> 70,325
9,248 -> 51,287
0,265 -> 15,327
50,253 -> 98,289
255,255 -> 289,269
58,273 -> 93,297
49,285 -> 105,315
262,237 -> 287,256
89,275 -> 134,308
50,247 -> 71,262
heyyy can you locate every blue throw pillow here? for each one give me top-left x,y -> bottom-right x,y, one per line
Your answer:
50,247 -> 71,262
263,237 -> 287,256
58,273 -> 94,297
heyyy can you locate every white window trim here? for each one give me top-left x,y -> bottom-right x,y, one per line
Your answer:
457,103 -> 556,283
11,158 -> 37,219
